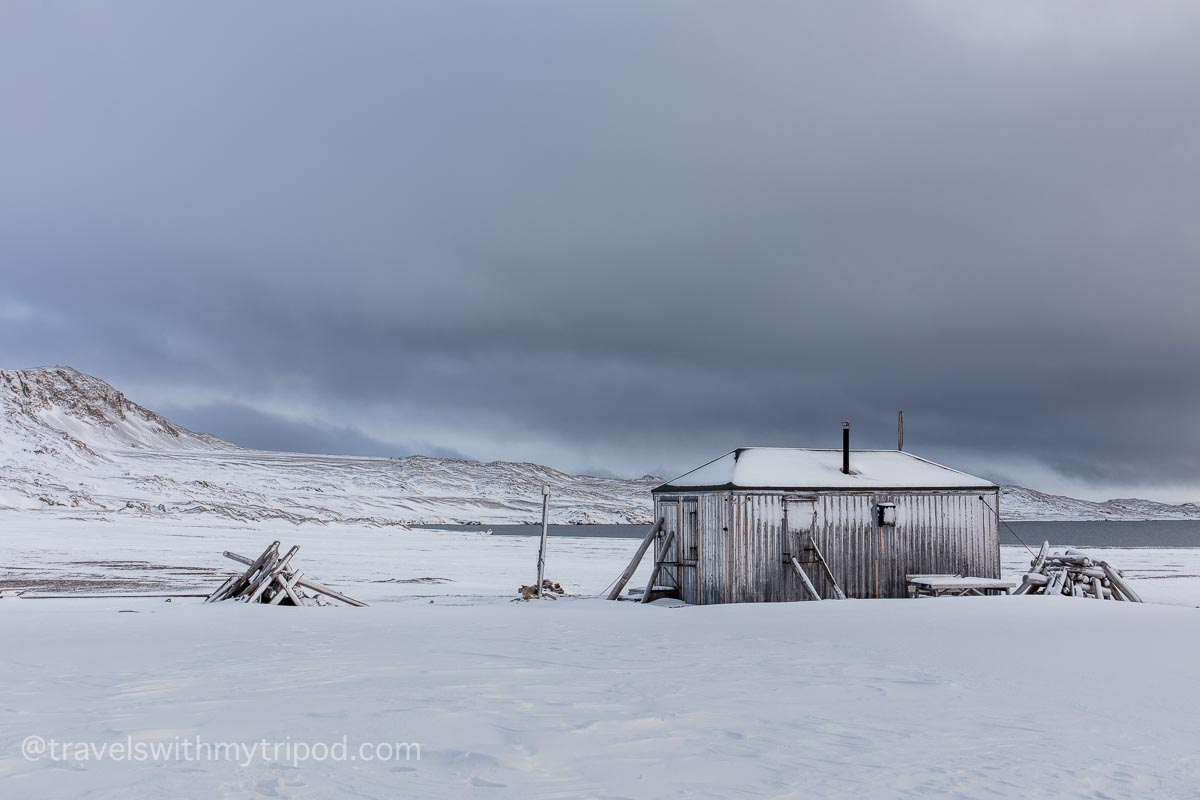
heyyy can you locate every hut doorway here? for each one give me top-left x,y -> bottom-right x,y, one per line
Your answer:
679,498 -> 699,602
656,500 -> 681,599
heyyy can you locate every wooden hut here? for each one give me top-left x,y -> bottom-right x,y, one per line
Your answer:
643,437 -> 999,603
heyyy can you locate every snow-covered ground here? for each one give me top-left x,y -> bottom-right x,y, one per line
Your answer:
3,514 -> 1200,799
0,511 -> 652,603
3,517 -> 1200,798
3,586 -> 1200,798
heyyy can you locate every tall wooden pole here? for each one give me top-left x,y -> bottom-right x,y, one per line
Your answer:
536,485 -> 550,598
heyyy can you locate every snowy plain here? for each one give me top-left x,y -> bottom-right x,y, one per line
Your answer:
4,511 -> 1200,799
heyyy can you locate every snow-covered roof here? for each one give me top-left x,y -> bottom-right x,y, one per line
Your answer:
654,448 -> 995,492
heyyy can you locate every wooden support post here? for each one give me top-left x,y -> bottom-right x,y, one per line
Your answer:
606,518 -> 664,600
791,557 -> 822,601
806,535 -> 846,600
641,530 -> 676,604
1100,562 -> 1142,603
536,485 -> 550,599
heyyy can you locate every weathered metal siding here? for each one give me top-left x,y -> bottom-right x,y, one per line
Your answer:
697,492 -> 729,605
882,490 -> 1000,596
656,487 -> 1000,603
813,492 -> 878,599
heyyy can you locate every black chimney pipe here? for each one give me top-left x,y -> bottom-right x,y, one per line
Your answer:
842,421 -> 850,474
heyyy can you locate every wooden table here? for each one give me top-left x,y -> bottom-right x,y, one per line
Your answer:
907,575 -> 1017,597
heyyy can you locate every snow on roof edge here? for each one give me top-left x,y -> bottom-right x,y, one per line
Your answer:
653,447 -> 996,492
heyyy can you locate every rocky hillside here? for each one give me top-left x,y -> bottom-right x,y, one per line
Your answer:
0,367 -> 657,525
1,366 -> 227,461
1000,485 -> 1200,521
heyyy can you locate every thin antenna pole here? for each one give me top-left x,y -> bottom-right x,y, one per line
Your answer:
898,410 -> 904,451
536,485 -> 550,598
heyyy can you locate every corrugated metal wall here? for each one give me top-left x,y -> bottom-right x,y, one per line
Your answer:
655,488 -> 999,603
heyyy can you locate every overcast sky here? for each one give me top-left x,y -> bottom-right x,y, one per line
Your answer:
3,1 -> 1200,500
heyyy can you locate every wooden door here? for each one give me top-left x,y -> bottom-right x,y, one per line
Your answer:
679,499 -> 699,603
656,499 -> 680,596
784,497 -> 820,599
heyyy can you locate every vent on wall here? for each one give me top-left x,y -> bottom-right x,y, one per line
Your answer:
877,503 -> 897,527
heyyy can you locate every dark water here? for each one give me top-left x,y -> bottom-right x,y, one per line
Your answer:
425,521 -> 1200,548
1003,520 -> 1200,548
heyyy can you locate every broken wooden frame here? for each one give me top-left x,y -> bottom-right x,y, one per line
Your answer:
205,541 -> 368,607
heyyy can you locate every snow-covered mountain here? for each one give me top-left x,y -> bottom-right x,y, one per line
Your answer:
4,366 -> 1199,525
999,485 -> 1200,521
0,367 -> 658,525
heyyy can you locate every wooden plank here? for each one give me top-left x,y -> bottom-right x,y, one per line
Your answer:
1022,572 -> 1050,586
641,530 -> 676,604
790,557 -> 821,601
292,575 -> 367,607
267,574 -> 291,606
281,570 -> 306,606
204,575 -> 238,604
269,569 -> 306,606
605,518 -> 663,600
807,535 -> 846,600
1100,561 -> 1142,603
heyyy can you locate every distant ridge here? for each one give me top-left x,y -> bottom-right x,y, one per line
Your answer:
1000,485 -> 1200,522
0,366 -> 657,524
2,366 -> 1196,524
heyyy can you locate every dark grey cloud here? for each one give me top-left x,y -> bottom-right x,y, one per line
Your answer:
158,401 -> 466,460
3,2 -> 1200,499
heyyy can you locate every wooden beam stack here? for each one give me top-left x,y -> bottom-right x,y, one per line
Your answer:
205,541 -> 367,607
1013,541 -> 1142,602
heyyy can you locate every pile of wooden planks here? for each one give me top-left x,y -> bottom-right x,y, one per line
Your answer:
204,541 -> 367,607
1013,541 -> 1142,602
